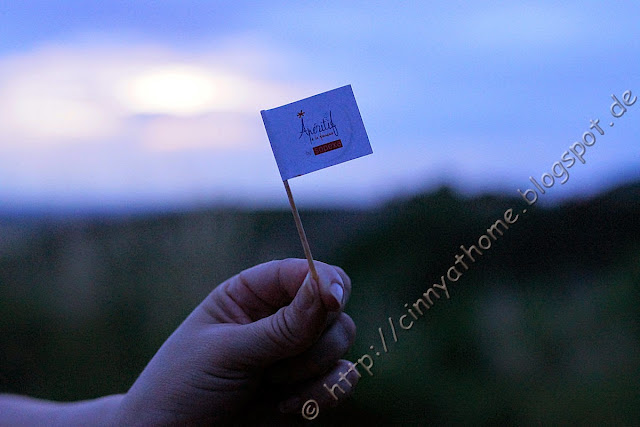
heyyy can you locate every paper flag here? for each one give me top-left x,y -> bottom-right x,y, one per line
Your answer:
261,85 -> 372,181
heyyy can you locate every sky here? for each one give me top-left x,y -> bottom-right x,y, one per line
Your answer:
0,1 -> 638,212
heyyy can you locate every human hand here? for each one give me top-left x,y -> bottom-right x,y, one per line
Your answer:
115,258 -> 358,425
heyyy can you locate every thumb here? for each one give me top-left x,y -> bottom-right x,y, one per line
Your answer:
240,272 -> 332,367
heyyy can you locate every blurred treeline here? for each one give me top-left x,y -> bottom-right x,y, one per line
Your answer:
1,183 -> 639,425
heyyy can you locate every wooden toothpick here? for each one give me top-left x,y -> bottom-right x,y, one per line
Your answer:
283,179 -> 320,284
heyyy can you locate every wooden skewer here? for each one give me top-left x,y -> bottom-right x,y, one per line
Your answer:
283,179 -> 320,284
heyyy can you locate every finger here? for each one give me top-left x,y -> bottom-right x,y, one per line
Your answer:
204,259 -> 351,324
231,270 -> 329,366
266,313 -> 356,384
277,359 -> 361,415
323,266 -> 352,326
316,263 -> 351,312
333,265 -> 352,305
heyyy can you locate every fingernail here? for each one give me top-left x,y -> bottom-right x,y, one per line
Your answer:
278,396 -> 301,414
330,282 -> 344,307
297,275 -> 315,311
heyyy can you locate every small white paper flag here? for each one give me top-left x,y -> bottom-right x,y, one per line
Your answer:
261,85 -> 372,181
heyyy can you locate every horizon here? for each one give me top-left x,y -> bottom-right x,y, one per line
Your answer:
2,174 -> 638,220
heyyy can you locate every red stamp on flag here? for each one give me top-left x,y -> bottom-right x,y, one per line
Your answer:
313,139 -> 343,155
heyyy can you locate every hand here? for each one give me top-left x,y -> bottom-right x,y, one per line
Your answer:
115,258 -> 358,425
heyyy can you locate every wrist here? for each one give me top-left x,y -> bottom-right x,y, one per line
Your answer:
0,393 -> 125,427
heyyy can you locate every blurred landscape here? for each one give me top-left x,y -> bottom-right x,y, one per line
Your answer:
1,182 -> 639,425
1,2 -> 639,425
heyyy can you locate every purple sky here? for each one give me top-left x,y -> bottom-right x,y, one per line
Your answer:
1,2 -> 639,212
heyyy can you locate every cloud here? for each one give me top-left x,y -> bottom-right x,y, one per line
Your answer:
0,40 -> 314,152
0,38 -> 327,208
0,47 -> 121,146
136,112 -> 264,151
